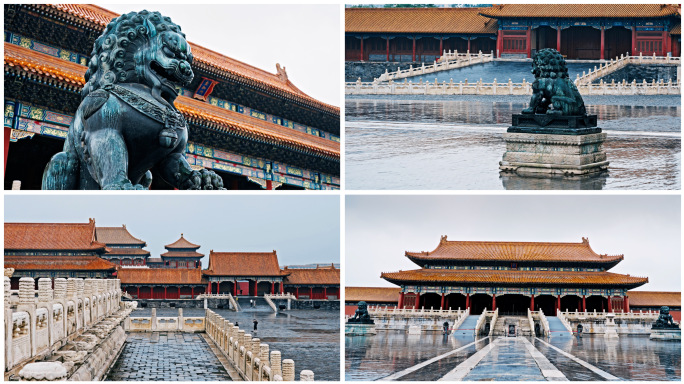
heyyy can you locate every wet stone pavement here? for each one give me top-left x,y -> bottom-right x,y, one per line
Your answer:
130,307 -> 340,381
346,332 -> 681,381
105,332 -> 232,381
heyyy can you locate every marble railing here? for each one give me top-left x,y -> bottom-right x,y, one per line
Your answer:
346,77 -> 680,95
575,53 -> 681,85
4,275 -> 135,380
376,51 -> 494,82
559,309 -> 660,334
205,310 -> 314,381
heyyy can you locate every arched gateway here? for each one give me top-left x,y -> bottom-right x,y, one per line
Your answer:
383,236 -> 648,316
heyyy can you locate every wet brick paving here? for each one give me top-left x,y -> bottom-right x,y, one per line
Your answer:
105,332 -> 232,381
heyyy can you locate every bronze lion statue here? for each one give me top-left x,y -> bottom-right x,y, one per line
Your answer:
42,10 -> 224,190
522,48 -> 587,116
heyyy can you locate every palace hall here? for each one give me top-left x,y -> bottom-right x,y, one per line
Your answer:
4,4 -> 340,190
364,236 -> 681,316
4,220 -> 340,301
346,4 -> 681,61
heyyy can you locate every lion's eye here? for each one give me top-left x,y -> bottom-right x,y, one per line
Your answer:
162,46 -> 175,58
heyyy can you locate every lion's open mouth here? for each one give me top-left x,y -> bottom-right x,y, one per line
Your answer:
149,61 -> 183,102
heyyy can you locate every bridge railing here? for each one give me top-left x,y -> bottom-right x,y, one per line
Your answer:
205,310 -> 314,381
376,51 -> 494,82
556,309 -> 574,333
575,52 -> 681,86
537,308 -> 550,337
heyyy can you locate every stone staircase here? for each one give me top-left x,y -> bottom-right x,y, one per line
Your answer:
491,316 -> 533,337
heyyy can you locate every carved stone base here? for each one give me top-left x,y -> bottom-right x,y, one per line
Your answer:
650,329 -> 681,340
345,323 -> 377,336
500,132 -> 609,178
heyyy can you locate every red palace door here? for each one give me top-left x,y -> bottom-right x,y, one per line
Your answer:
501,30 -> 528,55
635,31 -> 665,56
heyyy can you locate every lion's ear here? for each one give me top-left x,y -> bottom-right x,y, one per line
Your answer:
144,18 -> 157,38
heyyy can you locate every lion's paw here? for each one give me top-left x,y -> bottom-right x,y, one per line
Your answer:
102,181 -> 147,190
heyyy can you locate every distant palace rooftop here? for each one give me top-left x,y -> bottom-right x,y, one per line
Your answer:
5,219 -> 107,252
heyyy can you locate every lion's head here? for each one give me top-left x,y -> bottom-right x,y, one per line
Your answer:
531,48 -> 568,80
83,10 -> 194,104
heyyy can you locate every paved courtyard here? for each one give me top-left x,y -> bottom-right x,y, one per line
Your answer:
105,332 -> 232,381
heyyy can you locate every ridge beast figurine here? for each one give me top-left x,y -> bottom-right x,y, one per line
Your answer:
42,10 -> 224,190
522,48 -> 586,116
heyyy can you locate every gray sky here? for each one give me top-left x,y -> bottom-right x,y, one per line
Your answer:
102,4 -> 340,106
346,195 -> 681,292
5,195 -> 340,268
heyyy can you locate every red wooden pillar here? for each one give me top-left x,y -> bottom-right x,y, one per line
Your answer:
271,282 -> 275,294
445,295 -> 449,309
324,287 -> 328,299
600,26 -> 605,60
309,287 -> 313,299
440,294 -> 445,310
359,37 -> 364,61
497,30 -> 503,58
279,282 -> 284,294
207,282 -> 211,294
191,286 -> 194,299
386,37 -> 390,61
178,286 -> 180,299
530,295 -> 535,311
631,26 -> 637,55
663,31 -> 670,56
624,295 -> 629,313
266,180 -> 273,190
295,287 -> 299,299
556,295 -> 561,313
137,286 -> 140,298
439,38 -> 443,58
582,295 -> 586,312
4,127 -> 10,175
164,286 -> 167,299
233,280 -> 238,296
467,38 -> 471,53
491,294 -> 496,311
412,37 -> 416,62
216,282 -> 220,295
607,296 -> 613,312
415,293 -> 421,309
526,26 -> 531,58
557,27 -> 562,53
465,293 -> 470,309
398,292 -> 404,309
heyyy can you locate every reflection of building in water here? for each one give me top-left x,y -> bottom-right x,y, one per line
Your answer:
346,5 -> 681,61
4,219 -> 339,300
4,4 -> 340,190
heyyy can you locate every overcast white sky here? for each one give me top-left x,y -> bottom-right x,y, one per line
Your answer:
5,195 -> 340,268
346,195 -> 681,292
102,4 -> 340,106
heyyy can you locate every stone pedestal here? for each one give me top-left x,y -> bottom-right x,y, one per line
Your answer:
650,329 -> 681,340
500,132 -> 609,178
500,114 -> 609,178
345,323 -> 377,336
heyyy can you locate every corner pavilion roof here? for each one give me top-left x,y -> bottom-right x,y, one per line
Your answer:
405,237 -> 624,267
204,251 -> 285,277
117,268 -> 205,285
3,43 -> 339,160
345,287 -> 401,303
345,7 -> 498,35
4,219 -> 107,252
45,4 -> 339,115
381,269 -> 648,290
165,234 -> 201,250
96,225 -> 146,246
282,265 -> 340,285
478,4 -> 680,19
627,291 -> 681,307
